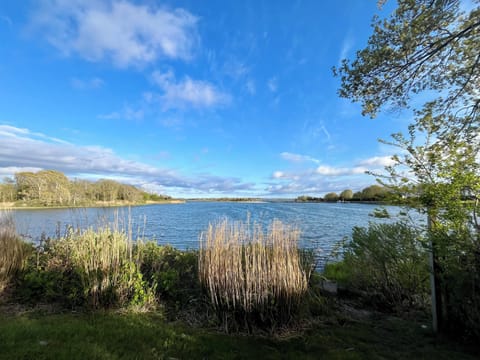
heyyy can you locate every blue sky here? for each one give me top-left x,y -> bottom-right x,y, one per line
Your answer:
0,0 -> 407,198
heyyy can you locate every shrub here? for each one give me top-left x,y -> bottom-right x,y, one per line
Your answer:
16,227 -> 155,310
198,219 -> 312,331
0,210 -> 25,295
428,228 -> 480,340
326,222 -> 430,312
138,243 -> 201,310
63,227 -> 155,310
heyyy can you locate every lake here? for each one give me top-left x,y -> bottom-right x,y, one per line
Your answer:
11,201 -> 420,265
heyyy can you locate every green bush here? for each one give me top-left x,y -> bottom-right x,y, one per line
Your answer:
428,228 -> 480,339
325,222 -> 430,312
139,243 -> 201,309
15,241 -> 86,307
322,261 -> 350,285
15,230 -> 156,311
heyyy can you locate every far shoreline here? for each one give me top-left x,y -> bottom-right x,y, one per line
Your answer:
0,199 -> 186,210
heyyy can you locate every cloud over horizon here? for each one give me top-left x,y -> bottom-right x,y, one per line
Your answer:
0,125 -> 254,196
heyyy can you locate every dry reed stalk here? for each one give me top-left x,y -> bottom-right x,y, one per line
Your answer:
66,226 -> 134,307
199,218 -> 309,316
0,209 -> 24,293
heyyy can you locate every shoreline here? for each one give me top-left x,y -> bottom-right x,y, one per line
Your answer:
1,199 -> 186,210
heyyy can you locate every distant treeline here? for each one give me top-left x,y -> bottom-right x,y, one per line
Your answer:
206,198 -> 261,202
0,170 -> 171,206
296,185 -> 392,203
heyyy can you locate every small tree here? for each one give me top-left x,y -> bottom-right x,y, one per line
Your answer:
323,192 -> 339,202
339,189 -> 353,201
335,0 -> 480,336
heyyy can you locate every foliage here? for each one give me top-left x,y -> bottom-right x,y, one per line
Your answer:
296,185 -> 394,203
295,195 -> 323,202
334,0 -> 480,123
323,192 -> 339,202
428,227 -> 480,339
14,235 -> 89,307
138,242 -> 201,312
339,189 -> 353,201
322,261 -> 350,285
0,169 -> 171,206
15,228 -> 155,310
325,222 -> 430,312
0,211 -> 25,294
142,192 -> 172,202
198,219 -> 312,332
12,228 -> 207,314
335,0 -> 480,337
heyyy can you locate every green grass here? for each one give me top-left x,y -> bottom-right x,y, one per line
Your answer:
0,311 -> 477,360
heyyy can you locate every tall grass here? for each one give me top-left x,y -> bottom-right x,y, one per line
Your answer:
64,227 -> 136,308
0,210 -> 24,293
32,211 -> 155,310
198,218 -> 311,329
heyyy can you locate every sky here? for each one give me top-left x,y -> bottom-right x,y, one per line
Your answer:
0,0 -> 409,198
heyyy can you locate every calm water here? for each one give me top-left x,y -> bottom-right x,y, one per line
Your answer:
12,201 -> 420,263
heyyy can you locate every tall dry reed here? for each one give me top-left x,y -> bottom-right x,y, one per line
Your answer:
0,210 -> 24,293
198,218 -> 310,327
60,213 -> 153,309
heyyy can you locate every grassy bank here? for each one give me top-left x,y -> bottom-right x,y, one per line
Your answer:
1,199 -> 185,210
0,309 -> 477,360
1,210 -> 479,358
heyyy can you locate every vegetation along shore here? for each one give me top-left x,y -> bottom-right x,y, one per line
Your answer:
1,207 -> 479,359
0,170 -> 181,209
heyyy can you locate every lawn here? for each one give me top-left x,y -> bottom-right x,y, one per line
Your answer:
0,310 -> 477,360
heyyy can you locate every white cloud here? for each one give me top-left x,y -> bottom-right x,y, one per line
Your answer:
152,70 -> 230,109
31,0 -> 198,67
0,166 -> 43,178
280,152 -> 320,164
267,153 -> 399,196
358,156 -> 396,167
267,77 -> 278,92
0,125 -> 253,195
315,165 -> 367,176
272,171 -> 284,179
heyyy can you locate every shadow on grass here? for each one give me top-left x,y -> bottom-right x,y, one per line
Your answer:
0,311 -> 478,360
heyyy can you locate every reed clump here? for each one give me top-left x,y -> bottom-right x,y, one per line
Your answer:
198,219 -> 311,330
61,226 -> 155,309
0,210 -> 25,294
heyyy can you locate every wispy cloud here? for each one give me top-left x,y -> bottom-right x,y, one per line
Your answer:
0,15 -> 13,27
98,105 -> 144,121
280,152 -> 320,164
223,60 -> 249,79
338,34 -> 354,65
267,77 -> 278,92
30,0 -> 198,67
0,125 -> 254,195
152,70 -> 231,109
246,79 -> 256,95
71,77 -> 104,90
